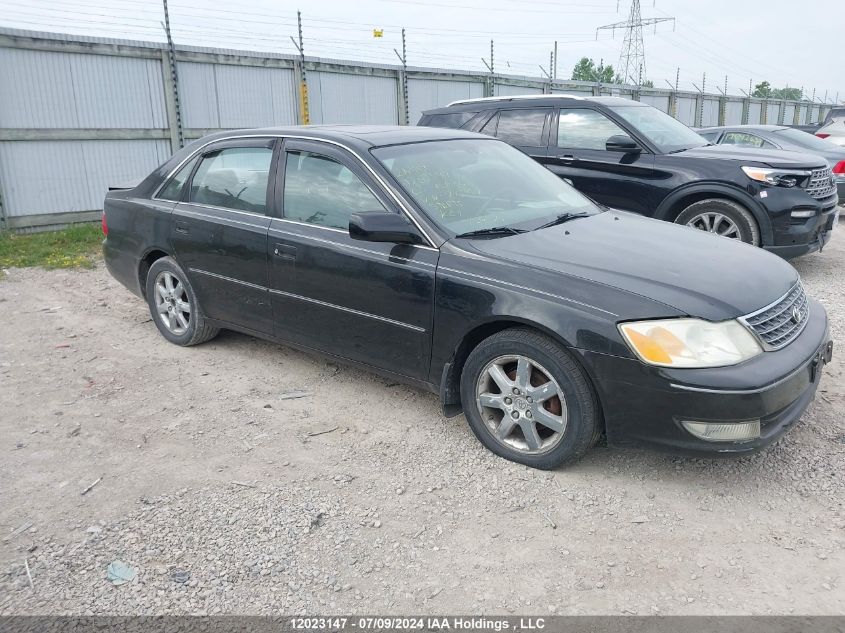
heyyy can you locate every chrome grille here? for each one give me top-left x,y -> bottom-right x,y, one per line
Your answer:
804,167 -> 836,200
740,282 -> 809,350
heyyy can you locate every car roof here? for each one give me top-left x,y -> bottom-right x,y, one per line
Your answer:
191,124 -> 486,149
698,124 -> 789,133
425,94 -> 648,113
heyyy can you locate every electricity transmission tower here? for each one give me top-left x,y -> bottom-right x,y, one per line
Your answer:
596,0 -> 675,86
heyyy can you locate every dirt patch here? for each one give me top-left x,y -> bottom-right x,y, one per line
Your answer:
1,234 -> 845,615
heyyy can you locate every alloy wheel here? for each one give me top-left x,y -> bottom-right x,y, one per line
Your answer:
154,271 -> 191,335
475,354 -> 568,454
685,211 -> 741,239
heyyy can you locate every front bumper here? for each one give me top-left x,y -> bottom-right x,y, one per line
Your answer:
759,188 -> 838,259
577,298 -> 831,456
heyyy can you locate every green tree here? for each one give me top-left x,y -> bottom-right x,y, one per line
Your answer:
752,80 -> 772,98
640,79 -> 655,88
571,57 -> 616,83
772,87 -> 802,100
753,81 -> 802,100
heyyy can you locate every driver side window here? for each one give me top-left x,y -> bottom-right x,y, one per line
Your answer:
557,108 -> 626,150
283,151 -> 387,230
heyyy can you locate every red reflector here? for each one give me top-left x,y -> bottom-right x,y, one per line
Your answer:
101,213 -> 108,235
816,133 -> 831,139
833,161 -> 845,175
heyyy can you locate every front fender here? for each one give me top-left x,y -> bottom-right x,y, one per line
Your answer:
653,182 -> 774,246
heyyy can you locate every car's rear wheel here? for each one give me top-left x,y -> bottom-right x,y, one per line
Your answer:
145,257 -> 218,346
460,328 -> 600,470
675,198 -> 760,245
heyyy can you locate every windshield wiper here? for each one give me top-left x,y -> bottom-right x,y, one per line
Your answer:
454,226 -> 527,239
533,212 -> 590,231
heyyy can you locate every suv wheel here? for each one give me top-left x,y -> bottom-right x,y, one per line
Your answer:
675,198 -> 760,246
460,328 -> 601,470
145,257 -> 219,346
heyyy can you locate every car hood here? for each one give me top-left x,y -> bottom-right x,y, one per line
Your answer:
464,211 -> 799,321
678,144 -> 826,169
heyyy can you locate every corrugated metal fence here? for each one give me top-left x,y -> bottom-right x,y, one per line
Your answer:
0,27 -> 837,229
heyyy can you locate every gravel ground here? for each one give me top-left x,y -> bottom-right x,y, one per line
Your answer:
1,230 -> 845,616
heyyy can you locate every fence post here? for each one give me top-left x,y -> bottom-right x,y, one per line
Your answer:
693,92 -> 703,127
397,68 -> 409,125
718,95 -> 726,126
777,100 -> 786,125
0,176 -> 7,231
161,0 -> 183,150
160,49 -> 182,153
668,90 -> 678,119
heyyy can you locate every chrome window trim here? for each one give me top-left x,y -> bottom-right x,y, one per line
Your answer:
151,133 -> 438,249
268,288 -> 426,332
177,202 -> 271,224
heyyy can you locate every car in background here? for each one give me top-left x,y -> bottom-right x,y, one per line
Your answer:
697,125 -> 845,204
102,125 -> 832,469
789,107 -> 845,143
419,95 -> 838,259
815,109 -> 845,148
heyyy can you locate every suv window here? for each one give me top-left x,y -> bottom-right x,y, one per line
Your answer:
494,108 -> 549,146
158,156 -> 198,202
721,132 -> 776,149
189,147 -> 273,213
283,151 -> 386,230
557,108 -> 626,150
424,111 -> 478,129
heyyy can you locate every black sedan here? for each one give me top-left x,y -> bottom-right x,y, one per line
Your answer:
698,124 -> 845,202
103,126 -> 832,469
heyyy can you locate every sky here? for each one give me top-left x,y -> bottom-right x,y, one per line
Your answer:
0,0 -> 841,102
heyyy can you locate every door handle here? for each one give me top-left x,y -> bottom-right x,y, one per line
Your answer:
558,155 -> 575,162
174,220 -> 189,234
273,243 -> 297,261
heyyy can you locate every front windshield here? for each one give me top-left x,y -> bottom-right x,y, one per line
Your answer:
775,127 -> 839,152
372,139 -> 601,235
609,105 -> 709,153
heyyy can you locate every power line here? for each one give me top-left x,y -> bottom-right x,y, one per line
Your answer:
596,0 -> 674,85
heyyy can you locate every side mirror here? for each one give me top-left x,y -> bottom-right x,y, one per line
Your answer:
606,134 -> 642,153
349,211 -> 423,245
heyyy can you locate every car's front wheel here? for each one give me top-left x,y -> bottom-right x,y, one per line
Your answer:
675,198 -> 760,245
460,328 -> 601,470
145,256 -> 219,346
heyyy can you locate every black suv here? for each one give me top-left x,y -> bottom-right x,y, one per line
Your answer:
419,95 -> 839,258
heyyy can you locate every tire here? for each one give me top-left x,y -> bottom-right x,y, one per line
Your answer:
459,328 -> 601,470
145,256 -> 219,346
674,198 -> 760,246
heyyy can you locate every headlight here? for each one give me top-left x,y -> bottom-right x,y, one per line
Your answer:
619,318 -> 763,368
741,166 -> 810,188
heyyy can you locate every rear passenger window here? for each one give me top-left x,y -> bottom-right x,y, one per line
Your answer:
721,132 -> 775,149
189,147 -> 273,213
424,111 -> 478,129
494,109 -> 549,146
283,151 -> 386,230
158,156 -> 198,202
557,108 -> 626,150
